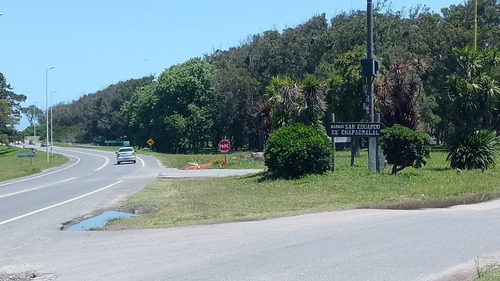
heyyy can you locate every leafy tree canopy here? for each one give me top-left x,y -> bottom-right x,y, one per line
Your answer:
36,0 -> 500,152
0,72 -> 26,140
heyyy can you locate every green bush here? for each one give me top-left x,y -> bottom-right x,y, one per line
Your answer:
0,134 -> 8,145
264,124 -> 333,179
379,125 -> 430,174
446,130 -> 500,170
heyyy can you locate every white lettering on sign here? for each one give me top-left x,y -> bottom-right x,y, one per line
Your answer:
339,129 -> 380,136
328,122 -> 383,137
356,123 -> 381,130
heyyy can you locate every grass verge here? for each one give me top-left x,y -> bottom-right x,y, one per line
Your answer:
149,151 -> 265,169
61,143 -> 265,169
0,146 -> 69,182
476,265 -> 500,280
105,149 -> 500,230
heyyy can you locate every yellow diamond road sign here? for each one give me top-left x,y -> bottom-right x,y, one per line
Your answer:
147,138 -> 154,146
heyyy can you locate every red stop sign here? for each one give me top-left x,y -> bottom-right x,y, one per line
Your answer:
218,140 -> 231,153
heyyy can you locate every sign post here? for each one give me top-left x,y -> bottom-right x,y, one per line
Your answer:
147,138 -> 154,152
17,152 -> 36,166
327,122 -> 385,172
218,140 -> 230,167
105,140 -> 117,146
331,114 -> 336,172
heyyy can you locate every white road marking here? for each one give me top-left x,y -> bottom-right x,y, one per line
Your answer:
57,177 -> 78,183
0,180 -> 123,226
0,149 -> 114,188
0,177 -> 77,199
0,154 -> 81,187
137,157 -> 145,167
65,150 -> 110,171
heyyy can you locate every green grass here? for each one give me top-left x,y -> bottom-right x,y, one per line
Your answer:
61,143 -> 265,169
149,151 -> 265,169
105,149 -> 500,230
0,145 -> 69,182
476,265 -> 500,280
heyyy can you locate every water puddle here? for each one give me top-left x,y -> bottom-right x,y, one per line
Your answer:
66,211 -> 137,231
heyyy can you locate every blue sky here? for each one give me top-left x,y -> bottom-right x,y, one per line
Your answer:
1,0 -> 464,129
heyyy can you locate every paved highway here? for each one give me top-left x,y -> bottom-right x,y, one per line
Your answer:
0,147 -> 163,227
1,148 -> 499,280
0,147 -> 165,270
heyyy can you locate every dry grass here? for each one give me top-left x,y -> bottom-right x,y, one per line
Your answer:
106,149 -> 500,230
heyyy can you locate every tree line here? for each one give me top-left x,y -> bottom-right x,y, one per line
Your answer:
1,0 -> 498,152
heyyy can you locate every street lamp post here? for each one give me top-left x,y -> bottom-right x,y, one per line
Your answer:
33,103 -> 37,149
45,66 -> 55,163
50,90 -> 57,156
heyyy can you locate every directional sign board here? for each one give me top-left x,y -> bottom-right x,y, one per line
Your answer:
17,154 -> 36,158
327,122 -> 383,137
218,140 -> 230,153
147,138 -> 155,147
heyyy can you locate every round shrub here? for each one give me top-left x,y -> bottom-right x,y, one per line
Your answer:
264,124 -> 333,179
379,124 -> 430,174
446,129 -> 500,170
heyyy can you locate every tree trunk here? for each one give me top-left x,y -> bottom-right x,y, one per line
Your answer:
391,164 -> 398,174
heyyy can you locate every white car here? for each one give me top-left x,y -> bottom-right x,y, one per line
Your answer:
116,147 -> 136,164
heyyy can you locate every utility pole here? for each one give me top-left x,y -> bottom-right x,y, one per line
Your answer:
473,0 -> 478,49
45,66 -> 55,163
366,0 -> 374,123
50,90 -> 57,156
362,0 -> 379,171
33,104 -> 37,149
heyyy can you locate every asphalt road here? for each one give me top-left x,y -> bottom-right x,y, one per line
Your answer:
1,148 -> 499,280
0,147 -> 164,257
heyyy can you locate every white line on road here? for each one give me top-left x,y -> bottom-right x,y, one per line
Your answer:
137,157 -> 145,167
0,154 -> 81,187
63,149 -> 110,171
0,177 -> 77,199
0,180 -> 123,226
57,177 -> 78,183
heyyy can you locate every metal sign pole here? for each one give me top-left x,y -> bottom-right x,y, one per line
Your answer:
331,114 -> 336,172
366,0 -> 377,171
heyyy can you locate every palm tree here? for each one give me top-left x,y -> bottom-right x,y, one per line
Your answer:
445,47 -> 500,132
375,58 -> 427,131
444,47 -> 500,170
301,74 -> 326,130
254,101 -> 272,147
265,75 -> 301,129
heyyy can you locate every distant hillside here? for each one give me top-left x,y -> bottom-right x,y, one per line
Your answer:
49,76 -> 154,143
